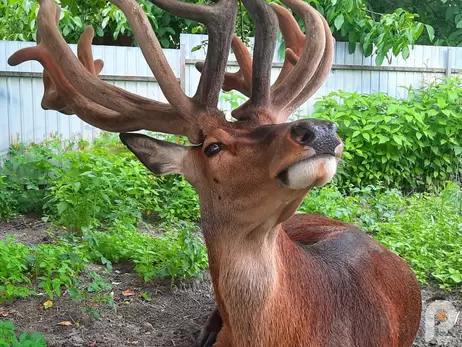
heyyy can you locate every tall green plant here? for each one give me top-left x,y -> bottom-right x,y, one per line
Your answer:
312,76 -> 462,191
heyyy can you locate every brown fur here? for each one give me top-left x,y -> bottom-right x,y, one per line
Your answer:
121,121 -> 422,347
207,214 -> 421,347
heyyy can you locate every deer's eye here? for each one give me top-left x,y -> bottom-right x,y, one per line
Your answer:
204,143 -> 222,157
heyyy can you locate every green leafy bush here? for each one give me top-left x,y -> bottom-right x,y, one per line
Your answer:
0,219 -> 208,301
312,76 -> 462,191
0,321 -> 46,347
0,175 -> 18,219
0,134 -> 199,230
0,138 -> 65,214
84,220 -> 207,284
299,182 -> 462,288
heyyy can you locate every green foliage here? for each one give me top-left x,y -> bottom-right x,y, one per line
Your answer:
68,271 -> 116,319
0,235 -> 87,301
0,236 -> 36,300
0,0 -> 428,63
312,76 -> 462,191
0,219 -> 208,301
0,134 -> 199,232
220,91 -> 247,110
83,220 -> 207,284
310,3 -> 426,65
0,175 -> 18,219
0,0 -> 203,47
368,0 -> 462,46
0,321 -> 46,347
0,138 -> 64,214
299,182 -> 462,288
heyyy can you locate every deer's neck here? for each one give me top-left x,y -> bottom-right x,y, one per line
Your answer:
202,217 -> 286,342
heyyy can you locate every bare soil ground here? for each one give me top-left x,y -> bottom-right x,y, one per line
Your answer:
1,216 -> 461,347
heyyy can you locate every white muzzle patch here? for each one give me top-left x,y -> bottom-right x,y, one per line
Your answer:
284,155 -> 338,189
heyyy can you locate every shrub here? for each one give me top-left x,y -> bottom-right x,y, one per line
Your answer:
0,138 -> 66,214
312,76 -> 462,191
0,134 -> 199,229
0,175 -> 18,219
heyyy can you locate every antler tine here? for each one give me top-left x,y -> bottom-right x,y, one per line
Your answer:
270,3 -> 305,88
152,0 -> 237,109
110,0 -> 193,114
217,0 -> 332,125
196,35 -> 253,97
280,14 -> 334,118
10,20 -> 185,134
77,26 -> 104,76
242,0 -> 278,113
270,0 -> 328,116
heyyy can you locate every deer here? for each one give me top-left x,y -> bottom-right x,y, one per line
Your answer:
8,0 -> 422,346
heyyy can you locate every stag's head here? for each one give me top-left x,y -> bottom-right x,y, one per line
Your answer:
8,0 -> 342,230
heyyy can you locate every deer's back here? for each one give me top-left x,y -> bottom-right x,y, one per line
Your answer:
273,213 -> 422,347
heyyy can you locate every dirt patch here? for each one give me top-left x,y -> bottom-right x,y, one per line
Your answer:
1,267 -> 215,347
0,217 -> 461,346
0,214 -> 49,245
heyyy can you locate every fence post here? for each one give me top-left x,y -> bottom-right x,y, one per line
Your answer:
446,48 -> 453,76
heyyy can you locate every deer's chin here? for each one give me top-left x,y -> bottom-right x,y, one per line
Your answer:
279,155 -> 338,190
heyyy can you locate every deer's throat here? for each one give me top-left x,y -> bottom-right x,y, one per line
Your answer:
203,223 -> 283,342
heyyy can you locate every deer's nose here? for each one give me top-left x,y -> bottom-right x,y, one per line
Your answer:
290,119 -> 340,155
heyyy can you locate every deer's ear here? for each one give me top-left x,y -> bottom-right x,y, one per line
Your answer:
120,133 -> 187,175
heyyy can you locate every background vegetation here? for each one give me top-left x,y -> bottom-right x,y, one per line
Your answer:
0,0 -> 442,65
312,76 -> 462,191
0,76 -> 461,304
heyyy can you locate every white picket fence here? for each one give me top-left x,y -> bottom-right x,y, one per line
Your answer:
1,33 -> 461,154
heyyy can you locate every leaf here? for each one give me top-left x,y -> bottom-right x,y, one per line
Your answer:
122,289 -> 135,296
57,201 -> 68,216
96,27 -> 104,37
191,45 -> 202,52
72,16 -> 82,28
348,41 -> 356,54
43,300 -> 53,309
392,135 -> 402,146
334,14 -> 345,31
375,53 -> 386,66
425,24 -> 435,41
401,46 -> 410,60
57,321 -> 73,326
101,16 -> 110,29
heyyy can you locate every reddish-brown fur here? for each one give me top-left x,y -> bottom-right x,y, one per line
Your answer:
203,213 -> 421,347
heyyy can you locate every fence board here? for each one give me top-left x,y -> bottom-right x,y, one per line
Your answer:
1,35 -> 461,155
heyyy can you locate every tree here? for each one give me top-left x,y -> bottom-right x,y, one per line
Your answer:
1,0 -> 434,65
366,0 -> 462,46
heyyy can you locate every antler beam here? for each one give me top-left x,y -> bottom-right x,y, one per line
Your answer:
8,0 -> 239,143
198,0 -> 334,125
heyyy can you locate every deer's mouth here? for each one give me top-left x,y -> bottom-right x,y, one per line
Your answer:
277,151 -> 342,190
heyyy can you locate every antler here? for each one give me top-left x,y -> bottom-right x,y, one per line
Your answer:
8,0 -> 237,144
196,35 -> 253,97
198,0 -> 334,125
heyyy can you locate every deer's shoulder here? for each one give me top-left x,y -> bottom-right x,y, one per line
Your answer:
282,213 -> 383,261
